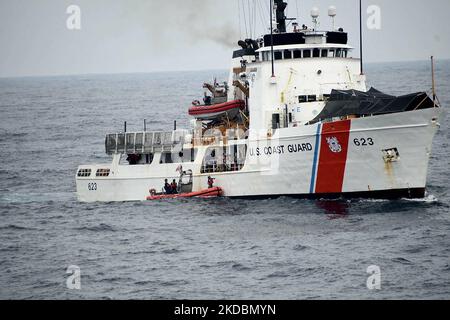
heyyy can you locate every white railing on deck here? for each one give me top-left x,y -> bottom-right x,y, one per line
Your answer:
105,130 -> 189,155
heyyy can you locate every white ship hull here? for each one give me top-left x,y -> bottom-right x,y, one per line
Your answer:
76,2 -> 442,203
76,108 -> 441,202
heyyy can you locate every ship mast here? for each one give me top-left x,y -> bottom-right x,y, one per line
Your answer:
269,0 -> 289,77
270,0 -> 275,77
359,0 -> 364,75
274,0 -> 288,33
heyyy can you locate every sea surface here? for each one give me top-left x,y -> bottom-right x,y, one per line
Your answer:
0,60 -> 449,300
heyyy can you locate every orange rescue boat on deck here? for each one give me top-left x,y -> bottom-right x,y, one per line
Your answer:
188,100 -> 245,120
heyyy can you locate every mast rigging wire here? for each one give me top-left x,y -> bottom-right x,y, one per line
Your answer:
257,0 -> 268,33
248,0 -> 253,38
263,0 -> 270,23
239,0 -> 271,40
237,0 -> 242,39
241,0 -> 249,38
252,0 -> 257,38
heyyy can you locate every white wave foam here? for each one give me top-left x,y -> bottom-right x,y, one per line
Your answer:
402,194 -> 439,203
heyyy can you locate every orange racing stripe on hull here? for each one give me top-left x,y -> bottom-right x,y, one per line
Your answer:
315,120 -> 352,194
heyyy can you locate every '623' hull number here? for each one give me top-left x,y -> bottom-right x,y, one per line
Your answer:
354,138 -> 374,146
88,183 -> 98,191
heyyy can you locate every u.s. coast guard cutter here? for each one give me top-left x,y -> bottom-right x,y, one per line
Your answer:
76,1 -> 442,202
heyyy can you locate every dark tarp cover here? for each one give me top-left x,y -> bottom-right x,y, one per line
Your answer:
326,31 -> 348,44
263,33 -> 305,47
310,87 -> 435,123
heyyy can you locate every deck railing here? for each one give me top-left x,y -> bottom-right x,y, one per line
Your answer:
105,130 -> 189,155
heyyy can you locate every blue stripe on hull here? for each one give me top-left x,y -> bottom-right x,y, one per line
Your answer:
309,123 -> 322,194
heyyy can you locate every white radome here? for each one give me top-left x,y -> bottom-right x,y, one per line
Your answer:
328,6 -> 337,17
311,7 -> 320,19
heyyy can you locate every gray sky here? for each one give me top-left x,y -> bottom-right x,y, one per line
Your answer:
0,0 -> 449,77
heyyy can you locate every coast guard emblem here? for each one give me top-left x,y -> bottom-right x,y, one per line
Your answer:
326,136 -> 342,153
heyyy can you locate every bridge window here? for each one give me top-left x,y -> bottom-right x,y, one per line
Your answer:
274,51 -> 282,60
284,50 -> 292,59
260,48 -> 348,62
313,48 -> 320,58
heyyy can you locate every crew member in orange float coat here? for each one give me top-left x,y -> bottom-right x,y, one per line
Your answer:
208,176 -> 215,189
171,179 -> 178,194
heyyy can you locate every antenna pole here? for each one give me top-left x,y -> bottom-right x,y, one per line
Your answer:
431,56 -> 436,107
270,0 -> 275,77
359,0 -> 364,75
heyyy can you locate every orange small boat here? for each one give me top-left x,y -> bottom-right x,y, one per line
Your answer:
146,187 -> 223,201
188,100 -> 245,120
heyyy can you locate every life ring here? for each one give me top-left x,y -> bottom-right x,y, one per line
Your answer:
149,188 -> 156,196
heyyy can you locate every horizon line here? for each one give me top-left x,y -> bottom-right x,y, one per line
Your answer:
1,58 -> 448,80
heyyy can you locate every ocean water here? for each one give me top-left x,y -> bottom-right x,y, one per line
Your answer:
0,60 -> 449,300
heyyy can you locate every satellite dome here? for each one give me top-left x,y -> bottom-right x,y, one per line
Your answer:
328,6 -> 337,17
311,7 -> 319,19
